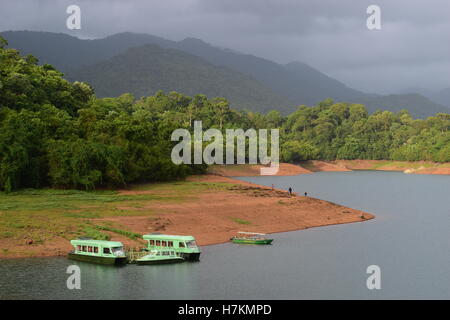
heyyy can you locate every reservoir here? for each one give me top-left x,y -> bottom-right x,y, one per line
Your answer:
1,171 -> 449,299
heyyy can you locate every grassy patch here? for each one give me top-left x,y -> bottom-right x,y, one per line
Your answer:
0,231 -> 14,239
63,211 -> 101,219
297,161 -> 317,171
79,226 -> 110,240
0,179 -> 232,255
369,161 -> 436,170
131,180 -> 232,193
94,225 -> 142,240
232,218 -> 251,225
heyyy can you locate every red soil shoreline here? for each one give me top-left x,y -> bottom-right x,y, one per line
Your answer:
211,160 -> 450,176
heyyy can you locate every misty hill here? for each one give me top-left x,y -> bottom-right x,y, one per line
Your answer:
0,31 -> 368,105
353,94 -> 450,118
173,37 -> 365,106
2,31 -> 361,106
68,44 -> 294,113
2,30 -> 449,118
433,88 -> 450,107
0,31 -> 174,73
400,87 -> 450,109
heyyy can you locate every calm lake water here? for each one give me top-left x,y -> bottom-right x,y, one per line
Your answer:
1,171 -> 449,299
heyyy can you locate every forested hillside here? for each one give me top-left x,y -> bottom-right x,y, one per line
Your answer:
0,37 -> 448,191
352,94 -> 449,119
1,31 -> 362,106
68,44 -> 294,114
3,31 -> 449,118
0,38 -> 205,191
281,99 -> 449,162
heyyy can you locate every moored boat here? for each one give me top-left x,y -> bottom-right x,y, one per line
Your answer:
68,239 -> 127,265
142,234 -> 201,261
230,232 -> 273,245
135,249 -> 184,265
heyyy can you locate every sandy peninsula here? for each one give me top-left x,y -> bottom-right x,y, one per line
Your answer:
109,174 -> 373,247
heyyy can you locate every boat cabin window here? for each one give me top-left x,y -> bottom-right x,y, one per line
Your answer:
149,240 -> 155,245
171,251 -> 175,255
111,247 -> 124,257
179,242 -> 185,248
88,246 -> 93,253
156,240 -> 161,246
103,248 -> 111,254
162,251 -> 169,256
162,241 -> 167,247
94,247 -> 98,253
82,246 -> 87,252
186,240 -> 197,248
77,245 -> 81,251
168,241 -> 173,247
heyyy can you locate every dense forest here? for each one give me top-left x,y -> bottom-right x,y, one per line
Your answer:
0,37 -> 449,191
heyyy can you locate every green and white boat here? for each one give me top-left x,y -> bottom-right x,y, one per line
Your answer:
230,232 -> 273,245
142,234 -> 201,261
135,249 -> 184,265
68,239 -> 127,265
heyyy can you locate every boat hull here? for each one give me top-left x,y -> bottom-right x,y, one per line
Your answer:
136,258 -> 184,265
68,252 -> 127,265
231,239 -> 273,245
181,252 -> 201,261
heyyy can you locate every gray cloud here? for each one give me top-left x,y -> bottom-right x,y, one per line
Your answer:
0,0 -> 449,93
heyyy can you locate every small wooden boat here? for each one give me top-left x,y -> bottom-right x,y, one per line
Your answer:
68,239 -> 127,265
230,232 -> 273,245
135,249 -> 185,265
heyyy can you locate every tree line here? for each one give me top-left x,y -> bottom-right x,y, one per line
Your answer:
0,37 -> 448,191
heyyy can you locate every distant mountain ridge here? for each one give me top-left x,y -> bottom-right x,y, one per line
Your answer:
352,94 -> 449,117
68,44 -> 294,113
1,30 -> 449,118
400,87 -> 450,109
2,30 -> 362,106
433,88 -> 450,107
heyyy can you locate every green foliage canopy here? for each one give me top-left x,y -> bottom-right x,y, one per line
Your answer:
0,37 -> 448,191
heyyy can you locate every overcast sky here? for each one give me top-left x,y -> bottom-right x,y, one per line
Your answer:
1,0 -> 449,93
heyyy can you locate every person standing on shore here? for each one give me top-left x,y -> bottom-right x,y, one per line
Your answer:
304,192 -> 308,197
288,187 -> 292,196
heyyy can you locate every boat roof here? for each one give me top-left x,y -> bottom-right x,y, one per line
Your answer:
142,234 -> 196,241
70,239 -> 124,247
237,231 -> 267,235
